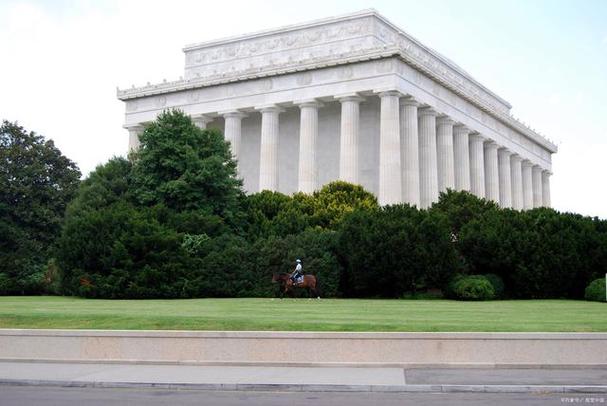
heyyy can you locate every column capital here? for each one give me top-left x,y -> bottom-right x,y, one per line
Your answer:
418,107 -> 438,117
219,110 -> 247,119
123,123 -> 144,131
510,154 -> 523,163
498,147 -> 512,156
334,93 -> 365,103
375,89 -> 403,98
400,96 -> 420,107
453,124 -> 470,134
468,131 -> 486,141
436,116 -> 456,126
255,104 -> 285,114
532,164 -> 544,172
294,99 -> 324,109
521,159 -> 534,168
543,170 -> 553,176
484,140 -> 499,150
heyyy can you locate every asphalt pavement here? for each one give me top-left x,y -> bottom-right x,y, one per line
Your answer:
2,385 -> 604,406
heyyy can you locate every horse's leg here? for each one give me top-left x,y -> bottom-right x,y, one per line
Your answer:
312,280 -> 320,299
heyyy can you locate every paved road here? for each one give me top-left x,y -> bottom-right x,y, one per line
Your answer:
1,385 -> 604,406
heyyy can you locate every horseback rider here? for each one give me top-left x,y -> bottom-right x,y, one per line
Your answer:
290,259 -> 303,285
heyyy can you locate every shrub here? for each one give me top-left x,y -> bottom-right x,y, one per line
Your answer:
585,278 -> 606,302
337,205 -> 461,298
452,275 -> 495,301
484,273 -> 505,298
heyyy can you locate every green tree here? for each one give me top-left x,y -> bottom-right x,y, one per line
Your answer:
131,110 -> 244,228
57,158 -> 194,298
311,181 -> 378,228
0,121 -> 80,294
431,189 -> 499,236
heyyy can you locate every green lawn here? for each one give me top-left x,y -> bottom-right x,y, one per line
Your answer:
0,296 -> 604,332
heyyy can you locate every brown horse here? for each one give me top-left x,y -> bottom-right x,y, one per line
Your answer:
272,273 -> 320,299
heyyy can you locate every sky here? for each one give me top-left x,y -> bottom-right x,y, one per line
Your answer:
1,0 -> 606,218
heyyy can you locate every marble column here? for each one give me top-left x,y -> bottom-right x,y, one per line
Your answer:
468,133 -> 486,198
378,91 -> 402,205
338,95 -> 363,185
400,97 -> 420,206
522,160 -> 534,210
510,155 -> 524,210
125,124 -> 144,151
192,114 -> 212,129
498,148 -> 512,208
532,165 -> 543,208
297,100 -> 322,193
258,105 -> 283,192
436,116 -> 455,194
418,107 -> 438,209
222,111 -> 247,161
453,125 -> 471,192
484,141 -> 500,203
542,171 -> 552,207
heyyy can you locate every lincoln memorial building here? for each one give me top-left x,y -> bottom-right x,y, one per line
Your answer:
118,9 -> 556,209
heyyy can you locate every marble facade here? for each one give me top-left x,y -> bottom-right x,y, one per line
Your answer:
118,10 -> 556,208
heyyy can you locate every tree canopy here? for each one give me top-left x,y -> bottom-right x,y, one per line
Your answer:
0,120 -> 80,294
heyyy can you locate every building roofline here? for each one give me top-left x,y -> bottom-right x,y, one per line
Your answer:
182,9 -> 512,110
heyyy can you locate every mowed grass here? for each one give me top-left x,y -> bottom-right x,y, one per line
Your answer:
0,296 -> 605,332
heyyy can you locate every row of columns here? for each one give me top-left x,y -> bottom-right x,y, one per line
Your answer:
146,92 -> 551,210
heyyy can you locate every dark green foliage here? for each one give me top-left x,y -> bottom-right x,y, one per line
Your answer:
256,230 -> 341,297
457,206 -> 607,299
452,275 -> 495,301
585,278 -> 606,302
243,191 -> 315,239
337,204 -> 461,298
131,110 -> 245,228
0,121 -> 80,295
484,273 -> 505,298
56,111 -> 254,299
57,158 -> 192,298
432,189 -> 498,235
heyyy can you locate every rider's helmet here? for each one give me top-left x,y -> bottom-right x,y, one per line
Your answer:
296,259 -> 301,263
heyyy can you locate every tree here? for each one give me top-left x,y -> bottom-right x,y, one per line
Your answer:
130,110 -> 244,228
0,121 -> 80,294
431,189 -> 498,236
57,158 -> 195,298
311,181 -> 378,228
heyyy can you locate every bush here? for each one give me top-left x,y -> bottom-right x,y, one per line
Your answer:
452,275 -> 495,301
484,273 -> 505,298
585,278 -> 606,302
337,205 -> 461,298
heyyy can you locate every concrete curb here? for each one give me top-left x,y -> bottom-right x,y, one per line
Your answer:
2,358 -> 606,369
2,379 -> 607,394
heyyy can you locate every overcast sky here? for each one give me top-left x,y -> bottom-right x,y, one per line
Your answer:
1,0 -> 606,218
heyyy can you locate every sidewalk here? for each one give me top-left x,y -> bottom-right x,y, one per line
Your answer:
0,361 -> 606,393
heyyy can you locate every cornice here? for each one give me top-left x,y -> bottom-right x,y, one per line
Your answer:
117,47 -> 556,153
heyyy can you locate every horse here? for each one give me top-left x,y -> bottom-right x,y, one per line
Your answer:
272,273 -> 320,299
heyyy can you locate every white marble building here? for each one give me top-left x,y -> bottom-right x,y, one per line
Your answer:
118,9 -> 556,209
